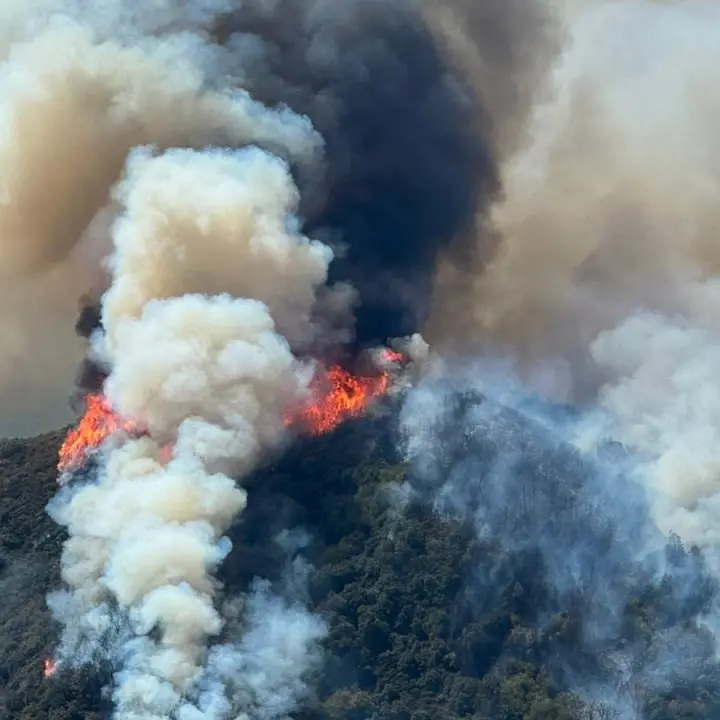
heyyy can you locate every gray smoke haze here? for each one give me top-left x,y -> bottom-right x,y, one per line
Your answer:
398,362 -> 718,719
432,0 -> 720,592
398,3 -> 720,717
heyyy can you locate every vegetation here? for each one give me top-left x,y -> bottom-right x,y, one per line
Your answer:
1,402 -> 719,719
0,430 -> 109,719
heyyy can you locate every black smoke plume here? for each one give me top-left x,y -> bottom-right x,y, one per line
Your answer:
212,0 -> 498,348
74,0 -> 512,377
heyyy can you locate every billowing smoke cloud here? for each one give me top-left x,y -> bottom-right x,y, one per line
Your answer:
7,0 -> 553,716
0,0 -> 321,435
421,0 -> 560,186
591,313 -> 720,578
429,0 -> 720,394
0,0 -> 553,435
400,1 -> 720,715
210,0 -> 496,348
47,139 -> 331,716
445,0 -> 720,583
21,6 -> 335,716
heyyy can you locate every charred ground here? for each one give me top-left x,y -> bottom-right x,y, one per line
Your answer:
1,395 -> 720,719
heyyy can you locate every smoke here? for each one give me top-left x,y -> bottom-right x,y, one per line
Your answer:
0,265 -> 89,436
101,146 -> 332,355
397,365 -> 718,718
421,0 -> 560,169
16,0 -> 554,715
47,139 -> 329,717
195,531 -> 327,720
396,1 -> 720,716
429,0 -> 720,395
17,0 -> 720,716
0,0 -> 321,435
210,0 -> 499,348
444,0 -> 720,589
0,0 -> 553,434
29,8 -> 332,713
591,313 -> 720,577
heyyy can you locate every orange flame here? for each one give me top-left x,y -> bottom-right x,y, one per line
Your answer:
57,393 -> 138,474
377,348 -> 406,365
286,363 -> 393,435
58,354 -> 404,476
43,658 -> 58,678
159,443 -> 173,465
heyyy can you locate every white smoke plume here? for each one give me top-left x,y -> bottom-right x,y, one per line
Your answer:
591,312 -> 720,575
192,531 -> 326,720
0,0 -> 322,435
4,1 -> 343,714
47,137 -> 333,717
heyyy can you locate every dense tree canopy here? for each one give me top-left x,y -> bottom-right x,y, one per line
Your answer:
1,401 -> 719,719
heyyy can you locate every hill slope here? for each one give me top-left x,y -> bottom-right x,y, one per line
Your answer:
1,397 -> 719,719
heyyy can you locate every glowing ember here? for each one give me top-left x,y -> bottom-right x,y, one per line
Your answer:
287,364 -> 393,435
43,658 -> 58,678
378,348 -> 406,364
57,393 -> 138,474
159,443 -> 173,465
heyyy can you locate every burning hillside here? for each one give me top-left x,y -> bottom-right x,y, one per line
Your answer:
57,354 -> 407,481
57,394 -> 138,476
283,354 -> 406,435
2,0 -> 720,719
5,387 -> 720,720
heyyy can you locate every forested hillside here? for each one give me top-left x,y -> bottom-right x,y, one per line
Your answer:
1,395 -> 719,720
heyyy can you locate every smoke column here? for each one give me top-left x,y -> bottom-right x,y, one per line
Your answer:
0,0 -> 547,435
47,143 -> 334,716
0,0 -> 551,717
19,1 -> 330,717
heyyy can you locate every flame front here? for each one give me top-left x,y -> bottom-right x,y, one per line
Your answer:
57,393 -> 138,474
43,658 -> 58,678
58,359 -> 400,476
286,364 -> 392,435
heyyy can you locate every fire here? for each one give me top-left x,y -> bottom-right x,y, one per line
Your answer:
286,363 -> 393,435
58,353 -> 405,476
43,658 -> 58,678
57,393 -> 138,474
377,348 -> 406,365
159,443 -> 173,465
